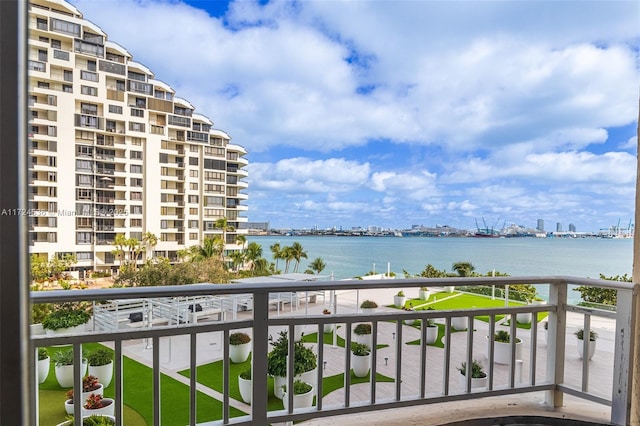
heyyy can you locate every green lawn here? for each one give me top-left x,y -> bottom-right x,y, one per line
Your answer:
39,343 -> 244,426
301,329 -> 389,350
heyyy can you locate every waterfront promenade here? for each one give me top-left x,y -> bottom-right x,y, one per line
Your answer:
118,286 -> 616,425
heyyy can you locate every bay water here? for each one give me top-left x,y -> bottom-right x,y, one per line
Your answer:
249,235 -> 633,304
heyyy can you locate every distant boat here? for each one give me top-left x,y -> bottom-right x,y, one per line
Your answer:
473,231 -> 500,238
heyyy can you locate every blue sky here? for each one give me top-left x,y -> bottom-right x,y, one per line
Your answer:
71,0 -> 639,232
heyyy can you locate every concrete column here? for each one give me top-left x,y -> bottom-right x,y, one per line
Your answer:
631,99 -> 640,426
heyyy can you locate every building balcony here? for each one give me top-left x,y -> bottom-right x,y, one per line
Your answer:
29,276 -> 635,426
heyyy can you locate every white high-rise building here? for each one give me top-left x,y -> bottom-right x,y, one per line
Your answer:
27,0 -> 248,274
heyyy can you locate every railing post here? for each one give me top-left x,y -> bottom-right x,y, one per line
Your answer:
545,280 -> 567,408
611,288 -> 635,425
252,291 -> 269,425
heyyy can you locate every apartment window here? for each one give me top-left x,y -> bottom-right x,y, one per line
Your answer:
80,70 -> 98,82
63,84 -> 73,93
38,36 -> 49,43
130,219 -> 142,227
188,157 -> 198,166
204,221 -> 214,231
81,85 -> 97,96
160,167 -> 169,176
48,141 -> 57,152
76,252 -> 93,260
227,187 -> 238,196
63,69 -> 73,82
38,49 -> 48,62
130,232 -> 143,240
129,122 -> 145,132
131,178 -> 143,187
189,208 -> 198,215
48,202 -> 57,212
190,145 -> 198,153
76,232 -> 92,244
51,39 -> 61,49
76,159 -> 93,171
47,232 -> 57,243
188,195 -> 199,203
87,60 -> 97,71
160,207 -> 168,215
76,174 -> 93,187
131,205 -> 142,214
189,170 -> 198,178
204,184 -> 224,194
109,105 -> 122,114
204,196 -> 223,207
37,81 -> 49,89
50,18 -> 81,37
47,187 -> 56,197
48,217 -> 57,227
131,137 -> 142,146
204,208 -> 223,218
77,189 -> 92,200
48,172 -> 57,182
131,192 -> 142,201
160,220 -> 168,229
47,94 -> 57,106
131,108 -> 144,117
189,182 -> 198,191
159,153 -> 168,163
81,102 -> 98,115
76,217 -> 92,228
47,126 -> 57,137
47,156 -> 57,167
130,164 -> 142,174
54,50 -> 69,61
189,233 -> 198,240
37,18 -> 47,30
189,220 -> 198,229
130,150 -> 142,160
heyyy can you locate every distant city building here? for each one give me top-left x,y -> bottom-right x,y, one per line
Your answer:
28,0 -> 248,273
241,222 -> 269,231
569,223 -> 576,232
556,223 -> 563,232
536,219 -> 544,232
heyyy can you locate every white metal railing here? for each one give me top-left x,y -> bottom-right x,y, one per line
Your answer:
30,276 -> 636,426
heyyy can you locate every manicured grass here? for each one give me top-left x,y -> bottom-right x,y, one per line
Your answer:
301,330 -> 389,350
405,323 -> 448,348
39,343 -> 243,426
321,371 -> 395,395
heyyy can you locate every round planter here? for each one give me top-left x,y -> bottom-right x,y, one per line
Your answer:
297,368 -> 317,395
451,317 -> 468,331
238,375 -> 252,404
516,312 -> 532,324
404,319 -> 417,326
83,398 -> 115,417
425,325 -> 439,345
229,342 -> 252,364
283,385 -> 314,410
351,353 -> 371,378
443,286 -> 455,293
45,323 -> 88,336
488,338 -> 523,365
293,325 -> 305,342
458,372 -> 487,390
323,323 -> 334,333
577,339 -> 596,360
360,308 -> 376,315
274,375 -> 287,399
353,333 -> 372,349
55,359 -> 88,388
37,356 -> 50,384
64,399 -> 74,415
273,368 -> 317,400
418,290 -> 431,301
88,362 -> 113,388
393,296 -> 406,308
31,323 -> 45,336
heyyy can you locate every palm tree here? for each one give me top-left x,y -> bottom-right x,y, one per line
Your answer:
236,234 -> 247,251
289,241 -> 308,273
245,242 -> 263,272
452,261 -> 476,277
192,237 -> 223,261
141,231 -> 158,262
230,250 -> 246,272
281,246 -> 294,273
270,243 -> 282,272
306,257 -> 326,275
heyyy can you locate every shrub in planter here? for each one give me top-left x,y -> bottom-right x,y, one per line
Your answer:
575,329 -> 598,360
87,348 -> 113,387
353,323 -> 372,335
37,347 -> 50,384
52,348 -> 88,388
353,323 -> 373,348
457,359 -> 487,389
57,414 -> 116,426
229,332 -> 251,345
360,300 -> 378,309
43,307 -> 91,333
489,330 -> 522,365
229,332 -> 252,363
322,309 -> 333,333
351,342 -> 371,378
82,393 -> 115,417
267,331 -> 317,399
238,368 -> 252,404
282,379 -> 314,410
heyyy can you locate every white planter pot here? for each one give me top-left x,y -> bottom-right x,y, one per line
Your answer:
283,385 -> 314,410
451,317 -> 468,331
425,326 -> 438,345
238,375 -> 252,404
516,312 -> 532,324
360,307 -> 376,315
82,397 -> 115,417
323,323 -> 334,333
488,338 -> 523,365
458,372 -> 487,390
55,359 -> 88,388
577,339 -> 596,360
45,323 -> 88,336
37,357 -> 50,384
88,362 -> 113,388
353,333 -> 372,349
274,368 -> 317,400
444,286 -> 455,293
274,375 -> 287,399
404,319 -> 417,326
393,296 -> 406,308
31,323 -> 45,336
63,385 -> 105,415
419,290 -> 431,301
293,325 -> 305,342
297,368 -> 317,395
351,353 -> 371,378
229,342 -> 252,364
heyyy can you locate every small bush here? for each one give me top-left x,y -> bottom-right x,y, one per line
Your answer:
360,300 -> 378,309
353,323 -> 372,335
229,332 -> 251,345
351,342 -> 371,356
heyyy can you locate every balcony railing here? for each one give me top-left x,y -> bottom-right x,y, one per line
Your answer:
30,276 -> 635,426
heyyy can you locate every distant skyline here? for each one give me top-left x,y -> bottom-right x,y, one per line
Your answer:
71,0 -> 639,232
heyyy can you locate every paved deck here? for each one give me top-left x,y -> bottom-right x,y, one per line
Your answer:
118,287 -> 616,425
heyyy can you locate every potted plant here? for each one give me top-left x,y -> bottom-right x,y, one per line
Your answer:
322,309 -> 333,333
443,285 -> 455,293
282,379 -> 314,410
403,304 -> 417,325
43,306 -> 91,335
238,368 -> 252,404
56,414 -> 116,426
360,300 -> 378,314
457,359 -> 487,389
37,347 -> 50,384
64,375 -> 104,415
82,393 -> 115,417
425,319 -> 439,345
87,348 -> 113,387
350,342 -> 371,378
353,323 -> 373,349
393,291 -> 406,308
488,330 -> 522,365
575,329 -> 598,360
451,315 -> 468,331
418,286 -> 431,301
267,331 -> 318,399
229,332 -> 252,363
52,348 -> 88,388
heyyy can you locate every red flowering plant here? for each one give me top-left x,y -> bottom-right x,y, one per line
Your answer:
66,375 -> 101,399
83,393 -> 112,409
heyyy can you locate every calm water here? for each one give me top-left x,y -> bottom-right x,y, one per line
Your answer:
249,236 -> 634,304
